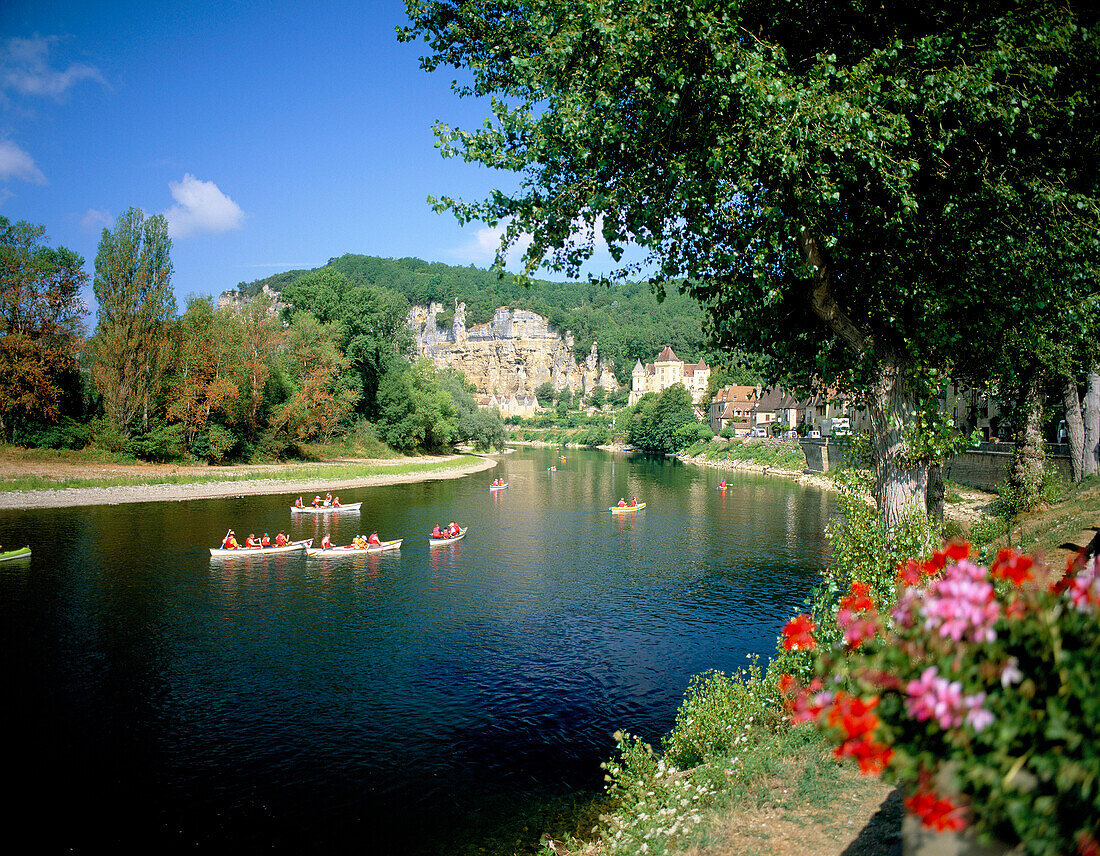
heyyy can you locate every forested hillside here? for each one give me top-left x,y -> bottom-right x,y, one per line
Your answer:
236,254 -> 711,383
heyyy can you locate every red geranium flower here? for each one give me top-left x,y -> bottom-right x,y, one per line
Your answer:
839,580 -> 875,613
782,614 -> 817,651
927,541 -> 971,573
897,558 -> 924,587
990,548 -> 1034,586
835,733 -> 895,774
905,789 -> 966,832
826,691 -> 880,740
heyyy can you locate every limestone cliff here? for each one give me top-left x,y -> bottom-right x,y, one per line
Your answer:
407,301 -> 618,398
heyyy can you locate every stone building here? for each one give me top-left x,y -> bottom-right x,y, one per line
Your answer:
629,346 -> 711,406
708,385 -> 758,435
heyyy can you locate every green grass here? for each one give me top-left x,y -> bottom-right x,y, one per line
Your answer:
0,454 -> 482,493
681,437 -> 807,471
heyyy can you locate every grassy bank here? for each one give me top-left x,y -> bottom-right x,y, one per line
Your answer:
537,665 -> 898,856
677,436 -> 808,472
0,446 -> 482,493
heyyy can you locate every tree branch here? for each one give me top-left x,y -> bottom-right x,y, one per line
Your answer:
798,227 -> 870,359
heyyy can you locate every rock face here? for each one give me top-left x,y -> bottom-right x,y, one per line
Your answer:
407,301 -> 619,398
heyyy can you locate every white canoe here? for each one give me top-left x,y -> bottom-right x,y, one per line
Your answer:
429,527 -> 466,546
290,502 -> 362,514
609,502 -> 646,513
210,538 -> 312,557
489,483 -> 508,491
308,539 -> 402,557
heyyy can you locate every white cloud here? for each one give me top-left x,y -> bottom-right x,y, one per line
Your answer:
0,139 -> 46,184
0,35 -> 106,100
451,215 -> 615,270
80,207 -> 112,231
451,222 -> 534,269
164,174 -> 245,238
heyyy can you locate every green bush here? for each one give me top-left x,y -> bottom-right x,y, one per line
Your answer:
130,423 -> 188,462
663,665 -> 775,769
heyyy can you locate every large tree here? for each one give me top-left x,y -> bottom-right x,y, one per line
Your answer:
91,207 -> 175,436
0,217 -> 88,441
165,297 -> 242,447
403,0 -> 1100,532
281,268 -> 412,418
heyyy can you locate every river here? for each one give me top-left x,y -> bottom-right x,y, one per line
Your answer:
0,447 -> 835,854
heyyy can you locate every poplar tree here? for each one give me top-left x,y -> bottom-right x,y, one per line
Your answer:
91,208 -> 175,437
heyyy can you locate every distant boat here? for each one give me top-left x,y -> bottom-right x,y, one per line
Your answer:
547,466 -> 557,472
290,502 -> 362,514
429,527 -> 466,546
308,539 -> 402,557
210,539 -> 312,557
609,503 -> 645,513
0,546 -> 31,562
489,483 -> 508,491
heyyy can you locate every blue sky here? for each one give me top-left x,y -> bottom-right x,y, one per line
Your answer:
0,0 -> 635,321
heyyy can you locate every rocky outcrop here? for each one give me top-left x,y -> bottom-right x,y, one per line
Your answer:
407,301 -> 619,398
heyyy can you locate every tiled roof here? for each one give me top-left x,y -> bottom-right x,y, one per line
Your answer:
656,346 -> 678,363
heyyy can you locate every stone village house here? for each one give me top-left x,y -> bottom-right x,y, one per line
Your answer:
629,347 -> 711,407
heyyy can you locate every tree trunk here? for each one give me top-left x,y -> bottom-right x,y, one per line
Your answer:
863,357 -> 929,536
1010,372 -> 1045,510
1084,366 -> 1100,478
1062,374 -> 1086,482
926,463 -> 945,523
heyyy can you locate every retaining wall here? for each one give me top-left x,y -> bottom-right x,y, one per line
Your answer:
799,439 -> 1072,492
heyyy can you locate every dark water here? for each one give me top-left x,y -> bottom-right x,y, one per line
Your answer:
1,448 -> 835,854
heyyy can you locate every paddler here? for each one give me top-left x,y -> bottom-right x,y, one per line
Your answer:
431,525 -> 443,539
368,532 -> 381,547
448,521 -> 460,536
275,531 -> 288,547
245,533 -> 259,548
617,498 -> 627,507
261,533 -> 271,547
222,530 -> 238,549
294,497 -> 304,508
332,496 -> 341,507
320,534 -> 332,549
312,495 -> 322,507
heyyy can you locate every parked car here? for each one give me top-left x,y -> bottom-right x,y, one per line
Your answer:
748,427 -> 767,438
809,429 -> 822,439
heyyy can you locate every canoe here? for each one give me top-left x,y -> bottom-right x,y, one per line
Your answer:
0,546 -> 31,562
308,538 -> 402,557
717,485 -> 729,491
290,502 -> 362,514
609,503 -> 646,513
210,538 -> 312,557
429,527 -> 466,546
547,466 -> 556,471
489,483 -> 508,491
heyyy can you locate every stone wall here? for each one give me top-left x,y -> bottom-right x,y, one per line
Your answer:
407,302 -> 619,399
799,438 -> 848,473
800,438 -> 1073,492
